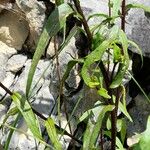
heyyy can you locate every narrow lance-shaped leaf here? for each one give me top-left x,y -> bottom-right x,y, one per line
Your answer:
0,106 -> 19,130
26,3 -> 74,98
110,30 -> 129,88
128,40 -> 143,67
83,105 -> 114,150
126,3 -> 150,13
112,0 -> 122,16
81,40 -> 110,87
4,113 -> 21,150
45,118 -> 62,150
11,92 -> 43,141
82,25 -> 119,87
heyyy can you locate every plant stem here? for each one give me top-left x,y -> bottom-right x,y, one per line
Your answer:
111,88 -> 120,150
73,0 -> 92,49
100,128 -> 104,150
121,0 -> 126,31
0,82 -> 82,145
0,82 -> 13,95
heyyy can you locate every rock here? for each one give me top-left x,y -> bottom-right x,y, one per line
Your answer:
126,0 -> 150,57
0,0 -> 13,13
0,104 -> 7,124
32,83 -> 55,117
6,54 -> 27,73
0,9 -> 29,50
127,134 -> 140,147
46,38 -> 55,58
78,0 -> 150,57
49,37 -> 79,100
127,94 -> 150,137
0,72 -> 15,98
16,0 -> 46,48
12,59 -> 51,95
0,41 -> 17,58
0,41 -> 17,82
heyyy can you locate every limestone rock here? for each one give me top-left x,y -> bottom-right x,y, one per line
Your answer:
0,41 -> 17,58
16,0 -> 46,48
0,10 -> 29,50
0,72 -> 15,97
127,94 -> 150,137
6,54 -> 27,73
49,37 -> 80,100
12,59 -> 51,95
79,0 -> 150,57
0,41 -> 17,82
32,84 -> 55,118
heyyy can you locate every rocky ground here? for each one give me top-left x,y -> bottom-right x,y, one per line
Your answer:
0,0 -> 150,149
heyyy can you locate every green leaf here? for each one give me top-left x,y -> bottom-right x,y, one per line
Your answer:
120,119 -> 127,145
113,44 -> 122,63
118,101 -> 132,122
4,113 -> 21,150
110,30 -> 129,88
61,59 -> 83,84
126,3 -> 150,13
97,88 -> 111,99
79,109 -> 92,123
116,137 -> 125,150
45,118 -> 62,150
112,0 -> 122,16
0,106 -> 19,130
128,40 -> 143,67
82,25 -> 119,87
110,63 -> 126,89
128,71 -> 150,104
55,0 -> 64,6
83,105 -> 114,150
132,116 -> 150,150
87,13 -> 110,21
26,3 -> 73,98
104,131 -> 125,150
81,40 -> 110,87
58,26 -> 79,54
11,92 -> 43,141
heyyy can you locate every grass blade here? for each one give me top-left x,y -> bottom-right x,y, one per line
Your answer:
83,105 -> 114,149
45,118 -> 62,150
26,3 -> 73,98
11,92 -> 43,141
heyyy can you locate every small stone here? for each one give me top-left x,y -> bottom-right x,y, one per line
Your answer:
6,54 -> 27,73
0,72 -> 15,97
0,41 -> 17,57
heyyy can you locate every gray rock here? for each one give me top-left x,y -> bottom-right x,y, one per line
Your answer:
49,37 -> 79,100
13,59 -> 51,95
127,94 -> 150,137
32,83 -> 55,118
16,0 -> 46,48
0,72 -> 15,98
6,54 -> 27,73
0,41 -> 17,82
78,0 -> 150,57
